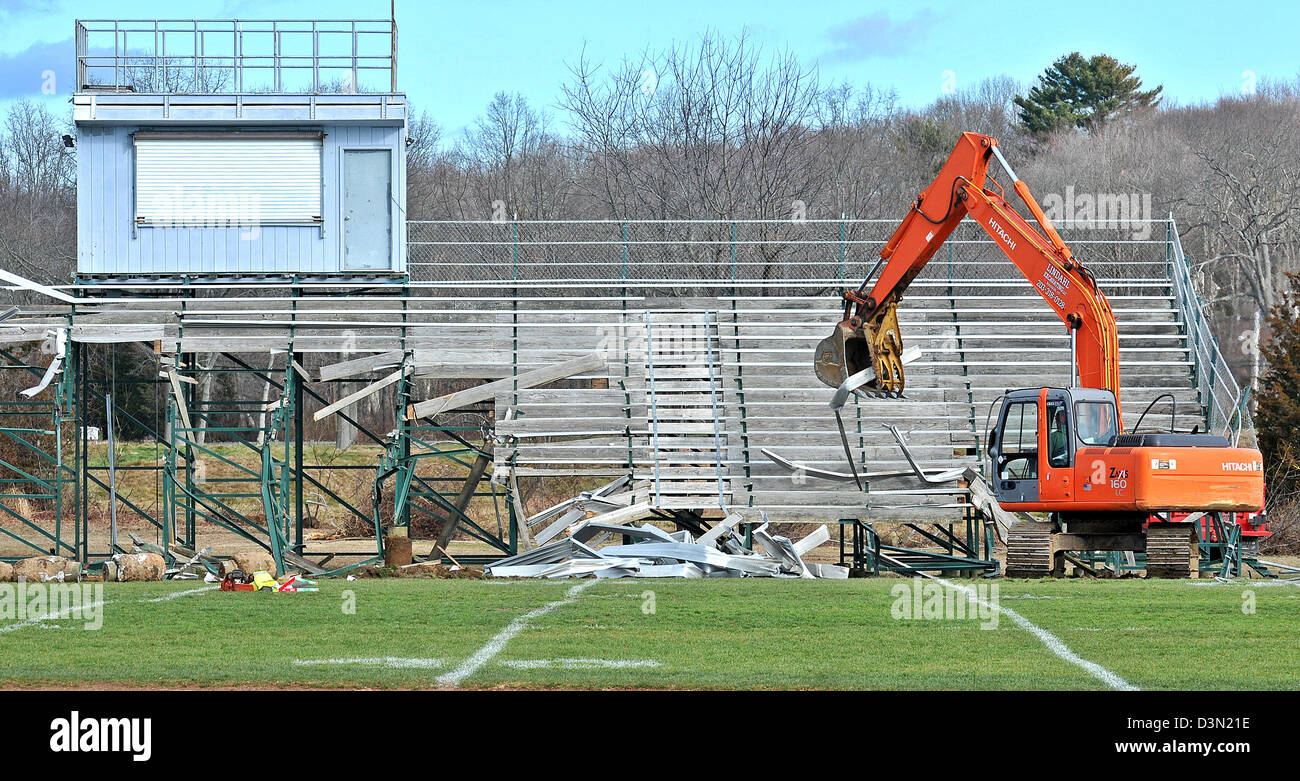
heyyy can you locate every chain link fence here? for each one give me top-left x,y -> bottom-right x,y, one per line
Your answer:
407,219 -> 1174,294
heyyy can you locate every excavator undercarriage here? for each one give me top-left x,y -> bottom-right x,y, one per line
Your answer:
1004,518 -> 1199,579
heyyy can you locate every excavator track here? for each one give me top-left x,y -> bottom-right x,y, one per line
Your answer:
1004,520 -> 1055,578
1145,523 -> 1197,579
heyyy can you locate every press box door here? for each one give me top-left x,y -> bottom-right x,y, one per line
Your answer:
342,149 -> 393,271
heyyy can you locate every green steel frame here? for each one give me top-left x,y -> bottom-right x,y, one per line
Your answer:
838,506 -> 1000,577
0,340 -> 80,562
0,330 -> 518,573
159,352 -> 393,575
372,298 -> 517,566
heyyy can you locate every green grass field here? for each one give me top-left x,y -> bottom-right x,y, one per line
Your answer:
1,578 -> 1296,690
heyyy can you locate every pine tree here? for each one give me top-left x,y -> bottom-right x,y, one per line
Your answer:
1256,273 -> 1300,491
1014,53 -> 1163,135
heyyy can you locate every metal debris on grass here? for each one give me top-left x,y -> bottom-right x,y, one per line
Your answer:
487,511 -> 845,579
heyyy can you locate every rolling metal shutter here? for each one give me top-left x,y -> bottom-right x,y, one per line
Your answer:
134,135 -> 322,224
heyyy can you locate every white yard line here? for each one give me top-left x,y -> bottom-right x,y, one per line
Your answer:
0,598 -> 112,634
1187,579 -> 1300,588
1,583 -> 219,634
295,657 -> 446,669
874,549 -> 1136,690
933,575 -> 1139,691
500,658 -> 660,670
141,585 -> 219,603
437,581 -> 595,687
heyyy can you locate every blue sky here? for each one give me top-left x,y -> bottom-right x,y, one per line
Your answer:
0,0 -> 1296,138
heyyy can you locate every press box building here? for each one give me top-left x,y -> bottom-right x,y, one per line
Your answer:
73,19 -> 407,278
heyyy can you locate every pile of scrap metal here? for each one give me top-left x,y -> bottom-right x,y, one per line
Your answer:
519,476 -> 653,547
487,513 -> 846,579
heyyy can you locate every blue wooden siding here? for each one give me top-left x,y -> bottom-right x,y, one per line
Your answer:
77,123 -> 406,275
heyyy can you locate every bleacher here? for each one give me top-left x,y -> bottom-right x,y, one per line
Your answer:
427,219 -> 1246,523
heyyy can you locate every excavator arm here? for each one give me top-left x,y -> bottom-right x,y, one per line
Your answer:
814,132 -> 1122,423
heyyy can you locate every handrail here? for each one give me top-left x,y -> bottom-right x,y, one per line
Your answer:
644,315 -> 662,507
1165,216 -> 1252,445
704,310 -> 727,511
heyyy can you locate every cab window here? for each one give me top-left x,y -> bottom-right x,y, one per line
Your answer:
998,401 -> 1038,480
1047,400 -> 1070,467
1075,401 -> 1118,446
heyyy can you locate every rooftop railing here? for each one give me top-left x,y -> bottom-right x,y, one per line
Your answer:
75,18 -> 397,95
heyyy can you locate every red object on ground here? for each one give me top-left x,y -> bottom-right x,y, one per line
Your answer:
1146,509 -> 1270,542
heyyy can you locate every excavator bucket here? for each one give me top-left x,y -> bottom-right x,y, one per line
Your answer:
814,319 -> 871,390
814,300 -> 907,396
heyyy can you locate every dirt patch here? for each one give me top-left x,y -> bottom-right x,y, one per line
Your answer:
352,562 -> 486,580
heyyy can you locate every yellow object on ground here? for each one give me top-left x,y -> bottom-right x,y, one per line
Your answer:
251,571 -> 278,591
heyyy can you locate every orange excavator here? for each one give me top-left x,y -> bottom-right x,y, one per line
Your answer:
815,132 -> 1265,577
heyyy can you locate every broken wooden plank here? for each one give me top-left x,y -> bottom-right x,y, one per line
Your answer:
0,324 -> 54,345
433,451 -> 493,554
406,352 -> 606,420
165,371 -> 193,432
318,349 -> 405,382
70,325 -> 166,343
312,367 -> 407,422
281,550 -> 328,576
572,501 -> 653,530
508,464 -> 536,552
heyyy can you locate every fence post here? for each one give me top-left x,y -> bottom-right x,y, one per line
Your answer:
511,218 -> 519,282
1170,215 -> 1180,292
838,216 -> 846,281
193,20 -> 199,90
235,20 -> 243,92
151,21 -> 159,91
729,220 -> 737,283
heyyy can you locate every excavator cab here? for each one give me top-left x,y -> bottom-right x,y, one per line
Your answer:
987,387 -> 1119,506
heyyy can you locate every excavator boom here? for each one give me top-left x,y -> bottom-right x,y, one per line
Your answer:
815,133 -> 1122,423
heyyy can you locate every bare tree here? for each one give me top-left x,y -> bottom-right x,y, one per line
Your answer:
465,92 -> 548,217
0,100 -> 76,285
